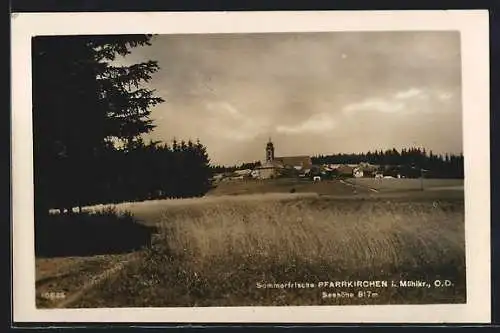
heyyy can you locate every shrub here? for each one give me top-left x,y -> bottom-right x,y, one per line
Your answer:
35,208 -> 158,258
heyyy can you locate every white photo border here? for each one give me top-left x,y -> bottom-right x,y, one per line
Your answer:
11,10 -> 491,323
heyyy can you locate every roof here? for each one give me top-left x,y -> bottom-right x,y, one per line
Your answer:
255,166 -> 277,170
273,156 -> 312,169
234,169 -> 252,176
336,164 -> 355,174
255,161 -> 283,169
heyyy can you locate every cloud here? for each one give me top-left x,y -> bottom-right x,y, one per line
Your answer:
206,101 -> 243,118
276,112 -> 337,134
342,87 -> 454,116
343,98 -> 405,114
129,32 -> 462,165
394,88 -> 425,100
437,92 -> 453,101
205,101 -> 267,141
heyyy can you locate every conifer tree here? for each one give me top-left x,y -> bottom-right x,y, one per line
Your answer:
32,35 -> 164,214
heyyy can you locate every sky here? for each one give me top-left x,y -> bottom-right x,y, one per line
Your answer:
115,31 -> 462,166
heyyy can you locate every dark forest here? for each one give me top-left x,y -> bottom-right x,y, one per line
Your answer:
32,35 -> 211,214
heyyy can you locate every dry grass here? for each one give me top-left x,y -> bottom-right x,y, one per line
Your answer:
348,178 -> 464,192
158,199 -> 461,270
73,195 -> 466,307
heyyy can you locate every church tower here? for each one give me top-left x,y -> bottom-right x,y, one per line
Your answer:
266,138 -> 275,163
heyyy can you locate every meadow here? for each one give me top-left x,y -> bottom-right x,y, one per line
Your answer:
69,191 -> 466,308
347,178 -> 464,192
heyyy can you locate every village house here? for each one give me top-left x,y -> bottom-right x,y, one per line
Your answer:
233,169 -> 253,177
252,139 -> 312,179
335,164 -> 356,177
211,173 -> 225,183
327,162 -> 380,178
353,167 -> 364,178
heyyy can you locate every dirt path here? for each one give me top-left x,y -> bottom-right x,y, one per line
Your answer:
36,251 -> 144,308
340,179 -> 379,193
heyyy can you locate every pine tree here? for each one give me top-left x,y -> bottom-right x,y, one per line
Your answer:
193,139 -> 212,196
32,35 -> 164,214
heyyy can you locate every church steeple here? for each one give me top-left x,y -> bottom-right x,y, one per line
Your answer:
266,137 -> 274,163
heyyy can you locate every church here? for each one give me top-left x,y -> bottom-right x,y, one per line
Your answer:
252,139 -> 313,179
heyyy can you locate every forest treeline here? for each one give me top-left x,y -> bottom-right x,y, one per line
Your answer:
71,138 -> 212,207
312,147 -> 464,178
33,35 -> 211,214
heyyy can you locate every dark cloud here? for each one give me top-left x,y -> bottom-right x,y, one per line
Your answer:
117,31 -> 462,165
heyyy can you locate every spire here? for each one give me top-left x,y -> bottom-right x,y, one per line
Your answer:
266,137 -> 274,163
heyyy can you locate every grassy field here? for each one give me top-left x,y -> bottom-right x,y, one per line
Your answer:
72,178 -> 464,217
65,191 -> 465,308
347,178 -> 464,192
207,178 -> 366,196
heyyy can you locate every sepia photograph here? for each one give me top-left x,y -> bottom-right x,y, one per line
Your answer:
11,11 -> 490,323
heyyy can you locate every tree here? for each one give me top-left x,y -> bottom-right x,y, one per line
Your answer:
192,139 -> 212,195
32,35 -> 164,214
310,146 -> 463,179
